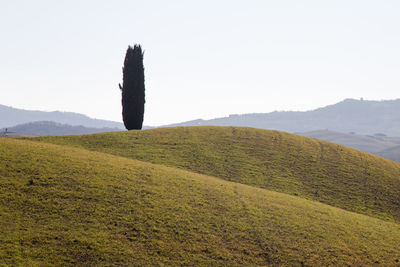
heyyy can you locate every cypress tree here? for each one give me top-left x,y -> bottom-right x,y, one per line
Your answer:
119,45 -> 145,130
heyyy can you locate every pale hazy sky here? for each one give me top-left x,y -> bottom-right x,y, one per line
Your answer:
1,1 -> 399,125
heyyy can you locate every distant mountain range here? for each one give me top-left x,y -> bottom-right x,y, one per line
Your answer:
0,104 -> 124,129
299,130 -> 400,162
1,121 -> 121,137
2,98 -> 400,147
166,98 -> 400,136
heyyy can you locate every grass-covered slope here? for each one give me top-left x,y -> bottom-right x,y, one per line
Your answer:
31,126 -> 400,223
1,138 -> 400,266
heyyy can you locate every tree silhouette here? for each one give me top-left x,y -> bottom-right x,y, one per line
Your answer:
119,45 -> 145,130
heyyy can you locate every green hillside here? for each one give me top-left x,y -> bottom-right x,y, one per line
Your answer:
30,126 -> 400,223
1,137 -> 400,266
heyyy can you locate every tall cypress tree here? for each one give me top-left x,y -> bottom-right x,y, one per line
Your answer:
119,45 -> 145,130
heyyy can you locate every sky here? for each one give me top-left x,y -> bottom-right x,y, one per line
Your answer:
1,1 -> 399,126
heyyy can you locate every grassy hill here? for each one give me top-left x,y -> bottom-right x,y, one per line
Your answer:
30,126 -> 400,223
2,137 -> 400,266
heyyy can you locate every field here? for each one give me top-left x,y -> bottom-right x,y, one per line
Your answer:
1,127 -> 400,265
31,126 -> 400,223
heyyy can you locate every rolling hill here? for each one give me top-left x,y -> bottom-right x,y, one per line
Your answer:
0,104 -> 124,129
0,121 -> 121,136
0,131 -> 37,138
166,98 -> 400,136
299,129 -> 400,162
1,137 -> 400,265
378,145 -> 400,163
30,126 -> 400,223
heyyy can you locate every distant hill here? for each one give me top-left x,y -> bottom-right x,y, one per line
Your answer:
0,121 -> 121,136
3,128 -> 400,265
0,131 -> 37,138
299,129 -> 400,162
31,126 -> 400,223
377,145 -> 400,163
0,104 -> 124,129
166,99 -> 400,136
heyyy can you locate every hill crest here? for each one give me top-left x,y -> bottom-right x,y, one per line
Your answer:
30,126 -> 400,223
2,137 -> 400,265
